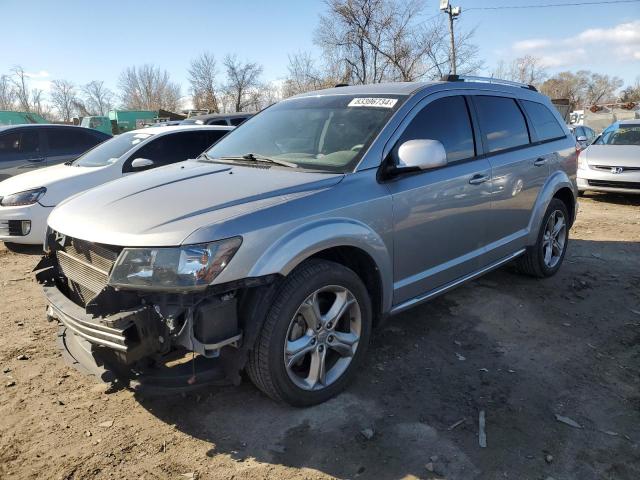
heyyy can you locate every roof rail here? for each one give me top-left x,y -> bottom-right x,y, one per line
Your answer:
442,74 -> 537,92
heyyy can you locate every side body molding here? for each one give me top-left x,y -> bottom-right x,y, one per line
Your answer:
526,169 -> 577,245
248,218 -> 394,314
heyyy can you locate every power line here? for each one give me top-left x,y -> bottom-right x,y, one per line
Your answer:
464,0 -> 640,11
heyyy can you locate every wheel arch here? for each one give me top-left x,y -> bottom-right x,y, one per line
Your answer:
247,218 -> 393,317
527,171 -> 577,245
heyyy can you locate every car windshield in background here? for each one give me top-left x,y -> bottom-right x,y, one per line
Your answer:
204,94 -> 405,172
594,125 -> 640,146
73,132 -> 153,167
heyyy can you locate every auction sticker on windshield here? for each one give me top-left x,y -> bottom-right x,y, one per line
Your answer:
348,97 -> 398,108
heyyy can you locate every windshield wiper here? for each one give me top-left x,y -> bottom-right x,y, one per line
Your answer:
212,153 -> 298,168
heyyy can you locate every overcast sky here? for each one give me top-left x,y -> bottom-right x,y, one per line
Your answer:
1,0 -> 638,98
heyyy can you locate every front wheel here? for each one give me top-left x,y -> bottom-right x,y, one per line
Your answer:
247,259 -> 372,406
516,198 -> 569,278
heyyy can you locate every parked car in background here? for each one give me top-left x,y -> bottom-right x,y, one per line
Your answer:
569,124 -> 596,149
38,77 -> 577,406
577,120 -> 640,195
181,112 -> 253,126
0,125 -> 110,181
0,125 -> 231,245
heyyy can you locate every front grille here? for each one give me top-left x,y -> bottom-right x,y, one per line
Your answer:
53,234 -> 121,306
593,165 -> 640,172
588,180 -> 640,190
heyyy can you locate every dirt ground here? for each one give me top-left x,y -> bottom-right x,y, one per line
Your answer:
0,193 -> 639,480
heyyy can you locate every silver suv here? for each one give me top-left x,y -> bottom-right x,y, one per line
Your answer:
37,76 -> 578,406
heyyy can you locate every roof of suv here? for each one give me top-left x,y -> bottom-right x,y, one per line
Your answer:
293,79 -> 542,99
0,124 -> 106,134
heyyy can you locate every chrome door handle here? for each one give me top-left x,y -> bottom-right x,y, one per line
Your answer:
534,157 -> 548,167
469,174 -> 490,185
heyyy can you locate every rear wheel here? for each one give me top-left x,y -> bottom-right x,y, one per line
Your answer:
516,198 -> 569,278
247,259 -> 372,406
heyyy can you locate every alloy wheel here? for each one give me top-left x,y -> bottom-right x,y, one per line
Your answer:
283,285 -> 361,391
542,210 -> 566,268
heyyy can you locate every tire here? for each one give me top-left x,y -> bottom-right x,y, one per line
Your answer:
246,259 -> 372,406
516,198 -> 569,278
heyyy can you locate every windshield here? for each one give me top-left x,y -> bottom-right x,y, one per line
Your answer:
204,94 -> 404,172
73,132 -> 153,167
594,124 -> 640,146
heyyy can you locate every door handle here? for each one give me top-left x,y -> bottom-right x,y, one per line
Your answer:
534,157 -> 548,167
469,174 -> 490,185
27,157 -> 45,163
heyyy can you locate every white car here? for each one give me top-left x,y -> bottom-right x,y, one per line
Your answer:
0,125 -> 232,245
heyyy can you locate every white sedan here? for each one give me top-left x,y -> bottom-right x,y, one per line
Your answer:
0,125 -> 232,245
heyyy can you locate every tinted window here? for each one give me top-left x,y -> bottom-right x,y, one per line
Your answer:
474,96 -> 530,153
230,117 -> 248,126
397,96 -> 475,163
132,130 -> 229,167
521,100 -> 565,141
47,128 -> 103,156
0,129 -> 40,161
206,119 -> 228,126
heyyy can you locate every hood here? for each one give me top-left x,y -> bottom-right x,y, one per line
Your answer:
48,160 -> 343,246
0,163 -> 113,206
584,144 -> 640,167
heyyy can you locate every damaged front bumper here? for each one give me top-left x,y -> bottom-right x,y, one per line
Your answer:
36,252 -> 275,390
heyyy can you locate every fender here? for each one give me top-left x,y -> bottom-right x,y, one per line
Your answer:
526,169 -> 577,245
247,217 -> 394,314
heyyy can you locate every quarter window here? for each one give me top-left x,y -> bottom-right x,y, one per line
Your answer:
397,96 -> 476,163
473,96 -> 530,153
521,100 -> 565,141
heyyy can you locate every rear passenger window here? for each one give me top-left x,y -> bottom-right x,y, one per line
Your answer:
0,130 -> 40,161
521,100 -> 565,141
473,96 -> 530,153
398,96 -> 475,163
47,129 -> 100,156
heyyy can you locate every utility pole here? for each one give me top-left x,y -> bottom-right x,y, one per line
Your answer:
439,1 -> 462,75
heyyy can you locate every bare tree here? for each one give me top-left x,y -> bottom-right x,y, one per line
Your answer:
188,52 -> 220,112
82,80 -> 114,115
540,70 -> 623,109
118,64 -> 181,111
584,72 -> 624,105
492,55 -> 547,86
50,79 -> 78,121
283,52 -> 339,97
10,66 -> 33,112
314,0 -> 481,84
223,55 -> 263,112
619,77 -> 640,103
0,74 -> 15,110
315,0 -> 389,84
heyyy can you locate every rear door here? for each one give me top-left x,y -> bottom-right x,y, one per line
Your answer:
43,127 -> 104,166
387,94 -> 493,304
472,95 -> 561,264
0,128 -> 45,180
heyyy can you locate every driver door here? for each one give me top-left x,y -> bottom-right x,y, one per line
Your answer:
385,94 -> 493,305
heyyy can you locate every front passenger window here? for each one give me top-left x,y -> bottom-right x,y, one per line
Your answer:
397,96 -> 476,163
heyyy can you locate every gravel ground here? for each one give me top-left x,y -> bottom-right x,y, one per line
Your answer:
0,193 -> 639,480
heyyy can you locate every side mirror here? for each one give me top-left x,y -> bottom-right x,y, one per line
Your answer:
130,158 -> 155,171
576,135 -> 587,142
395,139 -> 447,171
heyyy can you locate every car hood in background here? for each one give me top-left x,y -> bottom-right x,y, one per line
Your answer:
48,160 -> 344,246
0,163 -> 114,206
584,145 -> 640,168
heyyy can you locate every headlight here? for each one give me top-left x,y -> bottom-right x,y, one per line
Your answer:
108,237 -> 242,291
0,187 -> 46,206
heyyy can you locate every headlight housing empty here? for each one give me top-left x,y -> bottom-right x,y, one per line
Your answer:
108,237 -> 242,292
0,187 -> 47,207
